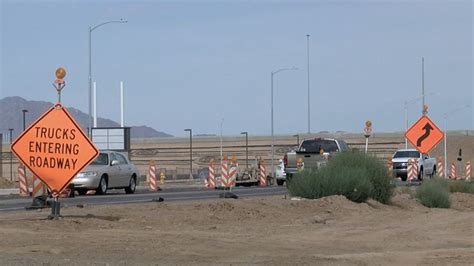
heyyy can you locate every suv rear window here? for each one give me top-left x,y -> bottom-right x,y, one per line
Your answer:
299,139 -> 339,153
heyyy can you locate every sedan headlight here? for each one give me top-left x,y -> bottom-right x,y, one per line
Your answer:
76,171 -> 98,178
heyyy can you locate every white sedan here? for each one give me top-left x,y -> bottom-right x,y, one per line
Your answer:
71,151 -> 139,195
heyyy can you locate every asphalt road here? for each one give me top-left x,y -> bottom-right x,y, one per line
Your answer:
0,185 -> 289,213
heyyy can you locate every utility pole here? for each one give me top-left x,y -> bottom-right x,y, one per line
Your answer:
184,129 -> 193,179
22,109 -> 28,131
8,128 -> 13,181
422,57 -> 426,115
241,132 -> 248,170
306,34 -> 311,134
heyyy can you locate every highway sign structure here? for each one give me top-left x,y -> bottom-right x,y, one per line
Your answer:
405,115 -> 444,154
11,104 -> 99,196
364,120 -> 372,153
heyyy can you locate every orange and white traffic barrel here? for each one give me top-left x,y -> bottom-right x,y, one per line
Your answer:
296,158 -> 304,171
407,159 -> 418,182
17,164 -> 29,196
208,159 -> 215,189
31,175 -> 46,198
386,157 -> 393,172
228,161 -> 237,188
465,161 -> 471,181
149,161 -> 158,192
437,157 -> 444,178
450,162 -> 456,180
27,175 -> 48,209
259,160 -> 267,187
221,158 -> 229,188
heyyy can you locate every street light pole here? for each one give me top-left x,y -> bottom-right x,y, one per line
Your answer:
22,109 -> 28,131
293,134 -> 300,147
184,129 -> 193,179
306,34 -> 311,134
421,57 -> 426,115
88,19 -> 127,137
404,100 -> 408,149
241,132 -> 248,170
271,67 -> 297,179
219,118 -> 224,169
8,128 -> 13,181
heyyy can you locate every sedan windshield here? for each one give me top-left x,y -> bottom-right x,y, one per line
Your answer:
393,151 -> 420,158
91,153 -> 108,165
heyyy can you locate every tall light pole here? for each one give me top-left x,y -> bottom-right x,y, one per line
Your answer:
241,132 -> 248,170
22,109 -> 28,131
219,118 -> 224,169
271,67 -> 297,178
184,129 -> 193,179
88,19 -> 127,137
8,128 -> 13,181
421,57 -> 426,115
443,105 -> 471,178
306,34 -> 311,134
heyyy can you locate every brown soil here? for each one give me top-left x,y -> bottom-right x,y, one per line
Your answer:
0,191 -> 472,265
0,177 -> 16,188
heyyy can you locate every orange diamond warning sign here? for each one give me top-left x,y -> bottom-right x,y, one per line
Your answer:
405,115 -> 444,154
11,104 -> 99,195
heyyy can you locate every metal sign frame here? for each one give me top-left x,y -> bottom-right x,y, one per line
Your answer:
91,127 -> 131,152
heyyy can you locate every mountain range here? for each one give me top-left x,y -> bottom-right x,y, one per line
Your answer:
0,96 -> 173,139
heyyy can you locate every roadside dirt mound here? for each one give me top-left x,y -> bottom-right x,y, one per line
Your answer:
1,193 -> 473,265
450,192 -> 474,211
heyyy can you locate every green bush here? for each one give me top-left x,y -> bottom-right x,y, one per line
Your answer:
287,151 -> 394,204
448,180 -> 474,194
416,179 -> 450,208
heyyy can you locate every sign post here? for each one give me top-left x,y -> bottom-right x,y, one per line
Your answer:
11,68 -> 99,219
363,120 -> 372,154
405,115 -> 444,181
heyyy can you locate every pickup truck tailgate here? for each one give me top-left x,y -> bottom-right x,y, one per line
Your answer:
297,153 -> 326,169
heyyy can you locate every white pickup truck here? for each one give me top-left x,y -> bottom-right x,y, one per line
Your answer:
391,149 -> 437,181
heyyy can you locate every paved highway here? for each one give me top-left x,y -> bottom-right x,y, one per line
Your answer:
0,186 -> 289,213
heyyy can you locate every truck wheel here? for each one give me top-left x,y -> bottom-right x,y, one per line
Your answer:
277,180 -> 285,186
429,166 -> 436,178
418,168 -> 424,181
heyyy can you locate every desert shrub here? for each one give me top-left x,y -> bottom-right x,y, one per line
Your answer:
287,151 -> 393,203
448,180 -> 474,194
416,179 -> 450,208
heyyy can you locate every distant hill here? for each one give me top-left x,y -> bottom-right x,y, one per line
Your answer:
0,96 -> 173,139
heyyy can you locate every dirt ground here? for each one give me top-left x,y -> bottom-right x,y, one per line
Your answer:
0,190 -> 472,265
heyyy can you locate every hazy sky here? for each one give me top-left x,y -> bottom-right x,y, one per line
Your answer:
1,0 -> 472,137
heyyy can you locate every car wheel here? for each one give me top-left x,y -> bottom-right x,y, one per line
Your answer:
96,176 -> 108,195
125,176 -> 136,194
77,189 -> 88,196
277,179 -> 285,186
